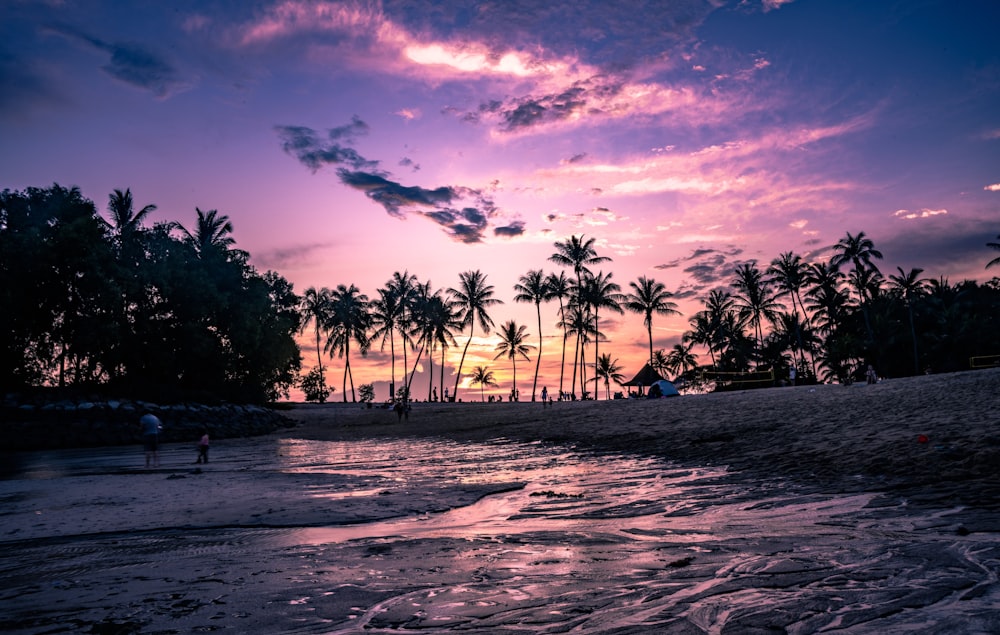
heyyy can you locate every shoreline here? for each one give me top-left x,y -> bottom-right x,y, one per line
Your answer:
279,368 -> 1000,511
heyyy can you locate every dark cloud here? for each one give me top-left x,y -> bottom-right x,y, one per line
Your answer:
279,118 -> 517,243
454,77 -> 623,132
47,24 -> 188,98
563,152 -> 588,164
338,169 -> 456,217
398,157 -> 420,171
494,221 -> 526,238
275,122 -> 379,172
423,207 -> 489,244
875,216 -> 999,276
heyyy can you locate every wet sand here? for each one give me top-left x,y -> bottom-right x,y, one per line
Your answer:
285,368 -> 1000,512
2,369 -> 999,633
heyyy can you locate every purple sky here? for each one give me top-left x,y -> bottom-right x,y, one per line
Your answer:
3,0 -> 999,399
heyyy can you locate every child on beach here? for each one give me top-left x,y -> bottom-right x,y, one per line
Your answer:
195,431 -> 210,464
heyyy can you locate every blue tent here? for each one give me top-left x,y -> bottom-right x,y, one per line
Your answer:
648,379 -> 680,398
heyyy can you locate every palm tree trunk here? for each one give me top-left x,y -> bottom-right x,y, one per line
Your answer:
389,334 -> 396,401
558,300 -> 567,398
647,320 -> 654,368
908,306 -> 919,375
593,310 -> 600,397
315,325 -> 324,388
427,341 -> 434,401
531,304 -> 542,401
405,339 -> 427,404
453,324 -> 474,401
570,330 -> 580,399
342,340 -> 349,403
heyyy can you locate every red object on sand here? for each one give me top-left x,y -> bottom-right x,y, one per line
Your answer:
917,434 -> 929,444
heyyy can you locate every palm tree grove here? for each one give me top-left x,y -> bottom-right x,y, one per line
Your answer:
3,184 -> 1000,404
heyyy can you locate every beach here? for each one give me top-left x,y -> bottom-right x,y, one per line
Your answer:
2,369 -> 999,633
285,368 -> 1000,512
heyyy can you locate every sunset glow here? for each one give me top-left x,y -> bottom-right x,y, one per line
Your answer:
3,0 -> 998,400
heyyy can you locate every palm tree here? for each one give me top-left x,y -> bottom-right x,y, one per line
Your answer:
493,320 -> 533,401
732,262 -> 783,361
651,348 -> 671,378
888,266 -> 929,375
545,271 -> 571,398
664,342 -> 699,378
831,231 -> 884,275
513,269 -> 549,401
559,301 -> 593,398
426,294 -> 460,401
550,235 -> 611,396
549,234 -> 611,286
831,231 -> 883,346
325,284 -> 371,402
299,286 -> 332,391
470,365 -> 497,402
987,234 -> 1000,269
387,271 -> 417,400
449,270 -> 502,401
592,352 -> 626,400
104,188 -> 156,258
768,252 -> 813,372
178,207 -> 247,262
685,312 -> 718,370
369,286 -> 404,399
405,281 -> 447,400
624,275 -> 680,367
578,271 -> 624,394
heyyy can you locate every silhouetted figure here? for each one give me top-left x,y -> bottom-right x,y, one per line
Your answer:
195,431 -> 209,464
139,411 -> 162,468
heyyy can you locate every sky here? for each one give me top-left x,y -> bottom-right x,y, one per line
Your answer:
3,0 -> 999,401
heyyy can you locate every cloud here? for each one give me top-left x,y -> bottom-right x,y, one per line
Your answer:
275,118 -> 378,172
985,183 -> 1000,192
252,241 -> 336,270
277,117 -> 508,243
761,0 -> 797,12
656,246 -> 746,296
877,216 -> 999,274
47,24 -> 190,98
892,208 -> 948,220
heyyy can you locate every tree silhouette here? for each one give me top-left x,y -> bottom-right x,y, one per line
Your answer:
624,275 -> 680,368
493,320 -> 533,400
326,284 -> 371,403
449,270 -> 501,401
987,234 -> 1000,269
514,269 -> 549,401
545,271 -> 571,398
299,286 -> 332,397
888,267 -> 929,374
470,365 -> 497,402
592,352 -> 625,400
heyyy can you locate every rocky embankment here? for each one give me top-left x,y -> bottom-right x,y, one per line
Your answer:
0,397 -> 296,451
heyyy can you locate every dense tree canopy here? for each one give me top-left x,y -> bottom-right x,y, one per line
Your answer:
1,184 -> 301,403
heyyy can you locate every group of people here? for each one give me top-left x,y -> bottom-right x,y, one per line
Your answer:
138,410 -> 209,468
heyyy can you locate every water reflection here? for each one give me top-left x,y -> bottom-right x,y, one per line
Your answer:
2,436 -> 998,634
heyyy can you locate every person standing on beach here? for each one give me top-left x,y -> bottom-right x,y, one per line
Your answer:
139,411 -> 163,468
195,430 -> 210,464
866,364 -> 877,384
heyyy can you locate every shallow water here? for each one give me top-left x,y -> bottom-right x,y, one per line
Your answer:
2,437 -> 999,634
